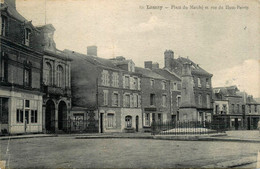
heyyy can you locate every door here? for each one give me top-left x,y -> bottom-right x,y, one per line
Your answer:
235,118 -> 239,130
136,116 -> 139,132
100,113 -> 103,133
247,117 -> 251,130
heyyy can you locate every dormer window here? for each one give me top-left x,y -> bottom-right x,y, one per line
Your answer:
25,28 -> 31,46
198,78 -> 201,87
1,15 -> 7,36
206,78 -> 210,88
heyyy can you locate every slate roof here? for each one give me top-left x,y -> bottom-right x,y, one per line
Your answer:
152,68 -> 181,81
135,67 -> 166,80
213,86 -> 239,97
173,57 -> 212,76
1,2 -> 27,22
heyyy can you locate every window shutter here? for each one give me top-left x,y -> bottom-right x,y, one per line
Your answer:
138,95 -> 141,108
123,76 -> 125,88
123,94 -> 125,107
138,78 -> 141,90
130,77 -> 133,89
130,95 -> 133,107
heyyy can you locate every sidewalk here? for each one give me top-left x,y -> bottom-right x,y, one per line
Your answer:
0,134 -> 57,140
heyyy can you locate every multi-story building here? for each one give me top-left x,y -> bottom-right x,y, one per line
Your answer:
0,0 -> 43,134
65,49 -> 142,133
36,24 -> 72,133
135,66 -> 170,130
143,61 -> 182,122
163,50 -> 213,122
213,86 -> 260,130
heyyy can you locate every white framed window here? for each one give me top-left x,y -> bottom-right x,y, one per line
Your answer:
133,77 -> 138,90
162,95 -> 167,107
172,82 -> 177,91
107,113 -> 114,128
125,76 -> 130,88
124,94 -> 130,107
223,104 -> 227,114
145,113 -> 150,126
198,94 -> 202,106
133,94 -> 138,107
45,62 -> 52,85
24,68 -> 31,87
198,78 -> 201,88
162,81 -> 166,90
206,78 -> 210,88
103,90 -> 108,106
112,92 -> 119,106
206,94 -> 210,108
1,15 -> 7,36
125,116 -> 132,128
150,93 -> 155,106
177,95 -> 181,107
57,65 -> 64,88
150,79 -> 154,88
24,28 -> 31,46
158,113 -> 162,123
112,72 -> 119,87
101,70 -> 110,86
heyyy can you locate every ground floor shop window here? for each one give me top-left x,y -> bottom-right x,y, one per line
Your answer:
107,113 -> 114,128
158,113 -> 162,123
145,113 -> 150,126
0,98 -> 8,124
31,110 -> 38,123
16,109 -> 24,123
125,116 -> 132,128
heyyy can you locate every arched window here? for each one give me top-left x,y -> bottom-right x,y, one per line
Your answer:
57,65 -> 64,87
125,116 -> 132,128
45,62 -> 52,85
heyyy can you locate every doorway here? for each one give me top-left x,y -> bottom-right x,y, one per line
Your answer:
58,101 -> 67,131
234,118 -> 239,130
100,113 -> 104,133
45,100 -> 55,132
136,116 -> 139,132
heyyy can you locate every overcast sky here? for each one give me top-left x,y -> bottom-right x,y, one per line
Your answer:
16,0 -> 259,97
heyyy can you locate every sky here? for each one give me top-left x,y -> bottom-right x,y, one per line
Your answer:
15,0 -> 259,97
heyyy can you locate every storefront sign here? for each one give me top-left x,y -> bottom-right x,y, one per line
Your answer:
21,93 -> 35,99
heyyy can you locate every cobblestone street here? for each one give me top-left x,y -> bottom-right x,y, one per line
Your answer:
0,137 -> 259,168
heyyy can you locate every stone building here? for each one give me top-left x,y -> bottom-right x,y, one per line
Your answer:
213,86 -> 260,130
0,0 -> 43,134
163,50 -> 213,122
143,61 -> 182,122
65,49 -> 142,133
36,24 -> 72,133
135,66 -> 170,130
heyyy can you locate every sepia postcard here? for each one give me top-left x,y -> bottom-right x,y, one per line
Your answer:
0,0 -> 259,168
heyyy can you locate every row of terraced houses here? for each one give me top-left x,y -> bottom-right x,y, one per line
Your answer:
1,0 -> 259,135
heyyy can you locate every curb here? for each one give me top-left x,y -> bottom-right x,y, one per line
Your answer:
0,134 -> 57,140
202,156 -> 257,168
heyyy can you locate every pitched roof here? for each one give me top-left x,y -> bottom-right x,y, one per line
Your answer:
1,2 -> 27,22
174,57 -> 212,76
153,68 -> 181,81
213,86 -> 240,97
135,67 -> 166,80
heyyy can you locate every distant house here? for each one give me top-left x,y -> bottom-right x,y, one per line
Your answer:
163,50 -> 213,122
65,49 -> 142,133
213,86 -> 260,130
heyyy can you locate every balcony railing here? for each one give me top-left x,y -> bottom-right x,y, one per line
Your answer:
44,85 -> 71,96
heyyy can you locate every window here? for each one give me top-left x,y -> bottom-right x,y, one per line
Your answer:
112,72 -> 119,87
57,65 -> 64,88
242,105 -> 245,113
223,104 -> 227,114
237,104 -> 240,113
162,95 -> 167,107
162,81 -> 166,90
158,113 -> 162,123
215,105 -> 219,114
16,109 -> 24,123
255,105 -> 257,112
24,28 -> 31,46
177,83 -> 181,90
172,82 -> 177,90
1,15 -> 7,36
177,96 -> 181,107
124,94 -> 130,107
198,94 -> 202,106
125,116 -> 132,128
206,94 -> 210,108
24,68 -> 31,87
25,100 -> 30,108
198,78 -> 201,87
1,52 -> 8,82
45,62 -> 52,85
232,104 -> 235,113
133,77 -> 138,89
102,70 -> 110,86
145,113 -> 150,126
133,94 -> 138,107
249,105 -> 251,113
150,79 -> 154,88
107,114 -> 114,128
206,78 -> 210,88
0,98 -> 8,124
125,76 -> 130,88
150,94 -> 155,106
112,92 -> 119,106
103,90 -> 108,106
25,110 -> 29,124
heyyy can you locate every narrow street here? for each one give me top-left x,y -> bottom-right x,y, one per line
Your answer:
0,137 -> 259,168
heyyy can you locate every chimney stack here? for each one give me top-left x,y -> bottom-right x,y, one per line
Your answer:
4,0 -> 16,9
164,50 -> 174,69
152,62 -> 159,69
87,46 -> 97,57
144,61 -> 153,69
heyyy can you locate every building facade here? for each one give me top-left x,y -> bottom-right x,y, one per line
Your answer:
36,24 -> 72,133
164,50 -> 213,122
0,0 -> 43,134
65,50 -> 142,133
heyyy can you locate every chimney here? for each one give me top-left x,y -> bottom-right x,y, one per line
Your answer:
164,50 -> 174,69
144,61 -> 153,69
152,62 -> 159,69
4,0 -> 16,9
87,46 -> 97,57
